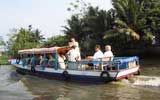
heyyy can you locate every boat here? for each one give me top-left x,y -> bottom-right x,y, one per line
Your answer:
10,46 -> 140,83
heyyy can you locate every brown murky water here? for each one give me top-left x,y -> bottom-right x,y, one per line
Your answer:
0,59 -> 160,100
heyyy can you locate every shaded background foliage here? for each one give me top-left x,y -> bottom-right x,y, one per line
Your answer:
6,0 -> 160,57
63,0 -> 160,56
7,25 -> 44,56
43,35 -> 69,47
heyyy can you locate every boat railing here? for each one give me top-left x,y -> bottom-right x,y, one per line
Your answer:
64,59 -> 121,71
13,58 -> 121,71
67,56 -> 139,71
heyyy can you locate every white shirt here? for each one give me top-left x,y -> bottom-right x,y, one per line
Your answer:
73,41 -> 79,48
73,42 -> 80,54
67,49 -> 81,62
104,51 -> 113,58
93,50 -> 104,60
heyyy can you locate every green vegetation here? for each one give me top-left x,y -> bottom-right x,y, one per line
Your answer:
0,37 -> 5,46
43,35 -> 69,47
0,54 -> 9,65
6,0 -> 160,58
62,0 -> 160,56
7,25 -> 44,57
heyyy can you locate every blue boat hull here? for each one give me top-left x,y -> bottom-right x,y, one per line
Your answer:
16,67 -> 111,83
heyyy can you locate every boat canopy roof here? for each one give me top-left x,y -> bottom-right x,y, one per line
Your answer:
18,46 -> 72,54
18,47 -> 61,54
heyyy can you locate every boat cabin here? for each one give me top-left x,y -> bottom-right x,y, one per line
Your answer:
11,46 -> 140,82
14,46 -> 139,72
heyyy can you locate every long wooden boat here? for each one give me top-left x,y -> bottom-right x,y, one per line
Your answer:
10,46 -> 140,83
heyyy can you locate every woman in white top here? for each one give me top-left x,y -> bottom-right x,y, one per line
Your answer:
66,45 -> 81,70
103,45 -> 113,61
70,38 -> 81,60
67,46 -> 81,62
70,38 -> 79,50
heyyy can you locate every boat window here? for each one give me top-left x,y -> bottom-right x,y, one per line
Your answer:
128,61 -> 137,68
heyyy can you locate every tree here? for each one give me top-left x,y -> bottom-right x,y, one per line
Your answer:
142,0 -> 160,45
64,6 -> 113,56
7,26 -> 44,56
64,0 -> 160,55
43,35 -> 69,47
0,36 -> 5,46
110,0 -> 160,47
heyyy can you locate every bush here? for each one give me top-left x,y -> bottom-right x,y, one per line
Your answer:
0,54 -> 9,65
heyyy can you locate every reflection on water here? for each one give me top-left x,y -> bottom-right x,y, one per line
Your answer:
0,64 -> 160,100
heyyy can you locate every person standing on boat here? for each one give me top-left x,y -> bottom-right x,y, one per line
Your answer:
103,45 -> 113,61
70,38 -> 81,60
67,45 -> 81,62
70,38 -> 79,51
67,45 -> 81,70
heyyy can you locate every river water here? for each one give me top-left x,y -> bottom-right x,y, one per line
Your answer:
0,59 -> 160,100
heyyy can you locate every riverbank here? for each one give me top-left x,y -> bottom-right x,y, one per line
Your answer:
114,46 -> 160,58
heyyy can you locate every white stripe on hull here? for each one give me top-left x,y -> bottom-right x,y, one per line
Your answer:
116,66 -> 139,78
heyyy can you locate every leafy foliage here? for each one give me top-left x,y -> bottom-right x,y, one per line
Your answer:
0,36 -> 5,46
7,25 -> 44,56
6,0 -> 160,57
43,35 -> 69,47
109,0 -> 160,48
63,6 -> 115,56
63,0 -> 160,55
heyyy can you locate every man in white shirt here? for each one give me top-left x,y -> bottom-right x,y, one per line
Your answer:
87,45 -> 103,68
93,45 -> 104,60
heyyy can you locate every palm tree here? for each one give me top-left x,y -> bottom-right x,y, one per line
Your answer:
111,0 -> 144,38
112,0 -> 159,40
32,29 -> 44,43
63,15 -> 83,40
113,0 -> 144,27
103,0 -> 160,49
